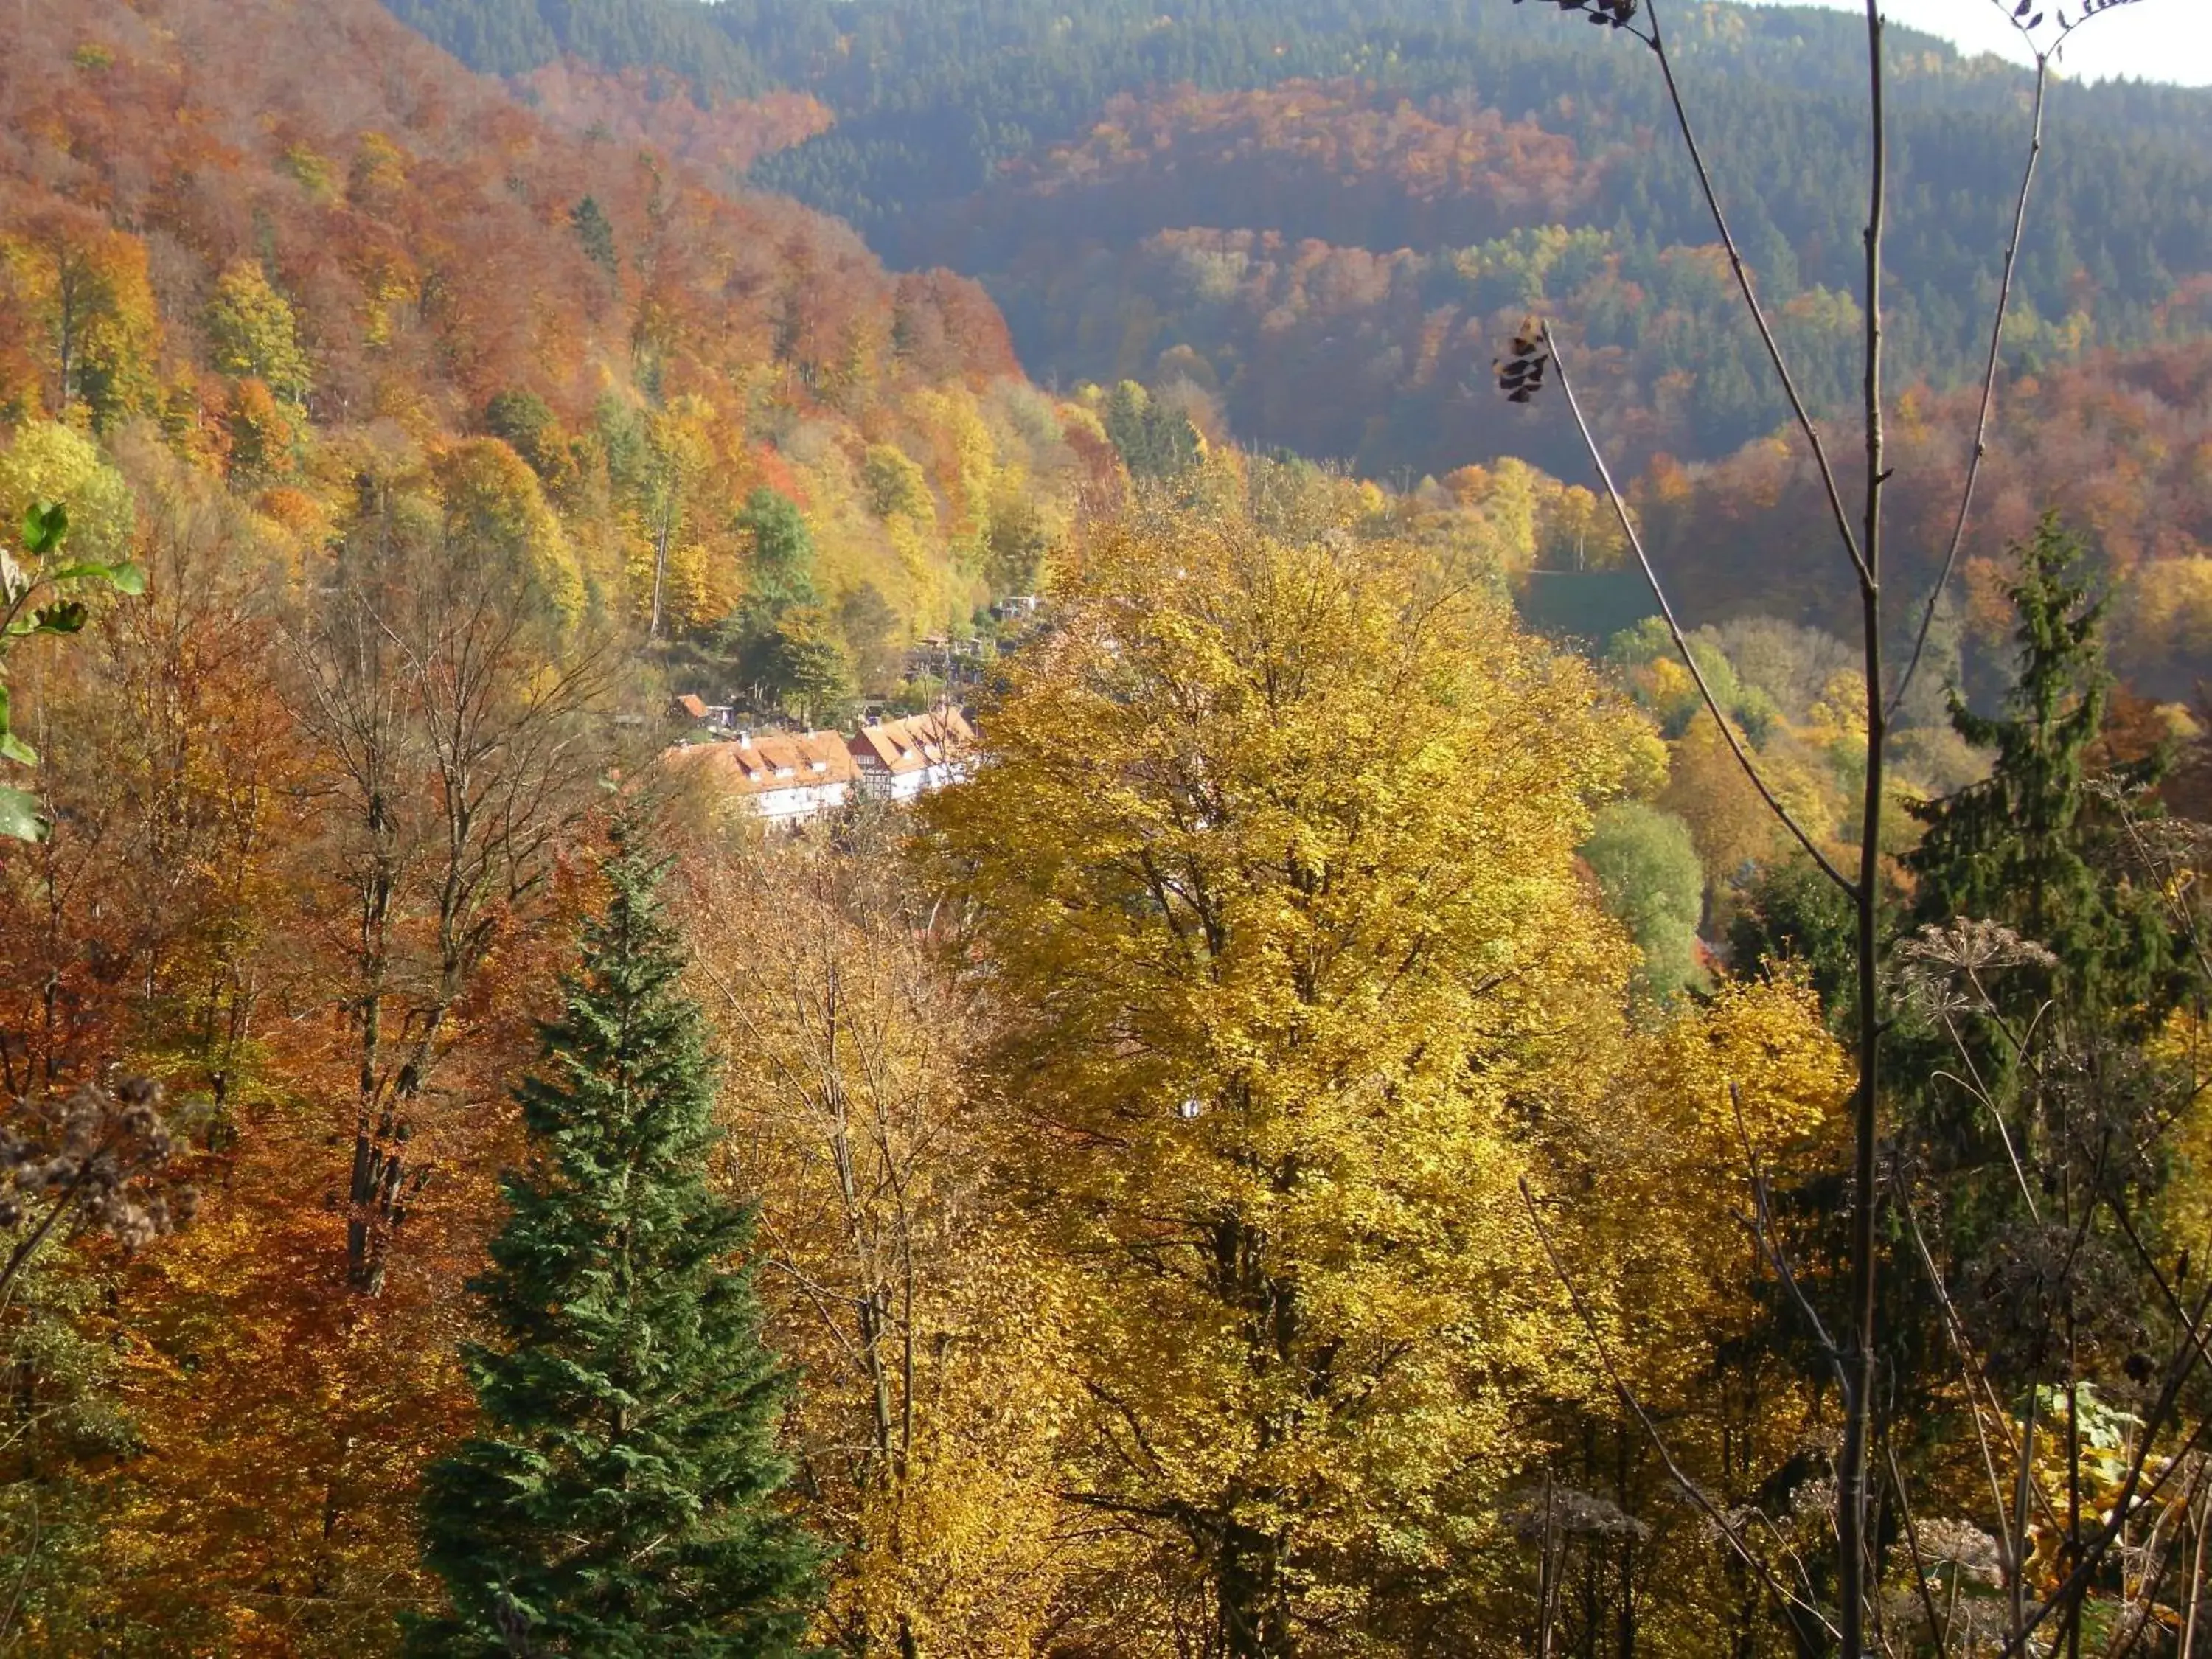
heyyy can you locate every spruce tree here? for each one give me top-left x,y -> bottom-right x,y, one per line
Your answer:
1905,512 -> 2188,1029
569,196 -> 619,276
409,823 -> 819,1658
1896,514 -> 2200,1327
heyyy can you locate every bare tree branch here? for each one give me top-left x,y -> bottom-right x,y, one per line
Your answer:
1517,1176 -> 1843,1642
1541,327 -> 1857,896
1889,51 -> 2048,723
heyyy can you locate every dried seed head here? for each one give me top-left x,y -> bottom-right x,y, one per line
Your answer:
1514,0 -> 1641,26
1504,1485 -> 1651,1542
1916,1517 -> 2003,1586
1495,317 -> 1553,405
1893,918 -> 2058,1019
0,1077 -> 195,1257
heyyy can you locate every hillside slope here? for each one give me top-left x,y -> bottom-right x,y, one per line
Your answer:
0,7 -> 1114,1638
2,0 -> 1101,675
378,0 -> 2212,470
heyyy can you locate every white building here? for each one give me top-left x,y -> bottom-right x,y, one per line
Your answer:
849,709 -> 977,802
664,729 -> 861,824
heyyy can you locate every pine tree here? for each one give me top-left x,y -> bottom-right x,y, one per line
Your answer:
1893,514 -> 2200,1341
409,822 -> 819,1658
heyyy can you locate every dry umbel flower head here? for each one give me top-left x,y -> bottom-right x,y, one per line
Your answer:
1504,1485 -> 1652,1543
1893,919 -> 2059,1020
0,1077 -> 198,1265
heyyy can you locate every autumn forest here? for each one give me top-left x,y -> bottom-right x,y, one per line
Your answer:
1,0 -> 2211,1652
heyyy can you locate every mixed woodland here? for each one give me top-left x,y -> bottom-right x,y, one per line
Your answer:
0,0 -> 2209,1652
383,0 -> 2212,695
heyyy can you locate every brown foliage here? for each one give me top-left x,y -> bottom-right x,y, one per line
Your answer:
0,0 -> 1019,445
1630,341 -> 2212,698
515,63 -> 834,187
941,79 -> 1596,265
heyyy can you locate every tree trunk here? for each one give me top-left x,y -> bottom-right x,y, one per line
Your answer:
1217,1523 -> 1293,1659
1838,4 -> 1889,1647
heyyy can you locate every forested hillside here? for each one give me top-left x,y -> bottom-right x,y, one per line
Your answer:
0,0 -> 1105,1638
757,0 -> 2212,458
3,0 -> 1138,703
4,0 -> 2212,1651
1624,338 -> 2212,701
379,0 -> 768,89
375,0 -> 2212,695
383,0 -> 2212,467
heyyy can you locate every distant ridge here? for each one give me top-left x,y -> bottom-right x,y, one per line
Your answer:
376,0 -> 2212,468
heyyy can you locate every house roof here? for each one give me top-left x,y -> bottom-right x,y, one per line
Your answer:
664,730 -> 860,795
852,709 -> 976,774
670,693 -> 709,720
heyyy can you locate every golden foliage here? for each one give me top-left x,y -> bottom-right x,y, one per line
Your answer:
925,506 -> 1642,1638
680,818 -> 1077,1656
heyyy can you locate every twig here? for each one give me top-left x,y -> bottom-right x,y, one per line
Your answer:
2011,1385 -> 2039,1646
2106,1465 -> 2203,1659
0,1137 -> 113,1312
1837,0 -> 1892,1639
2000,1282 -> 2212,1657
1729,1082 -> 1846,1391
0,1492 -> 38,1648
1517,1176 -> 1843,1641
1643,0 -> 1871,592
2185,1478 -> 2208,1659
1888,1439 -> 1949,1655
1542,328 -> 1857,897
1896,1180 -> 2020,1568
1888,52 -> 2048,723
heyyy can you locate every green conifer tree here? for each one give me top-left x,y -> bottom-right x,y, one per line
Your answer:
570,196 -> 619,277
408,822 -> 819,1658
1893,512 -> 2202,1300
1905,513 -> 2188,1029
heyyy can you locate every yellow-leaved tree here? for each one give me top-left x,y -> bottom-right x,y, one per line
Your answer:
923,504 -> 1644,1652
1538,976 -> 1851,1652
675,807 -> 1076,1659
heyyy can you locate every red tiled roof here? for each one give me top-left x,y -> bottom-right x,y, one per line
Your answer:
852,709 -> 976,774
671,693 -> 709,720
664,731 -> 860,795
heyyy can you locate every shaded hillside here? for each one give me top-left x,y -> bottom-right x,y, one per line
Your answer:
378,0 -> 2212,467
3,0 -> 1105,673
857,46 -> 2211,467
380,0 -> 768,90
